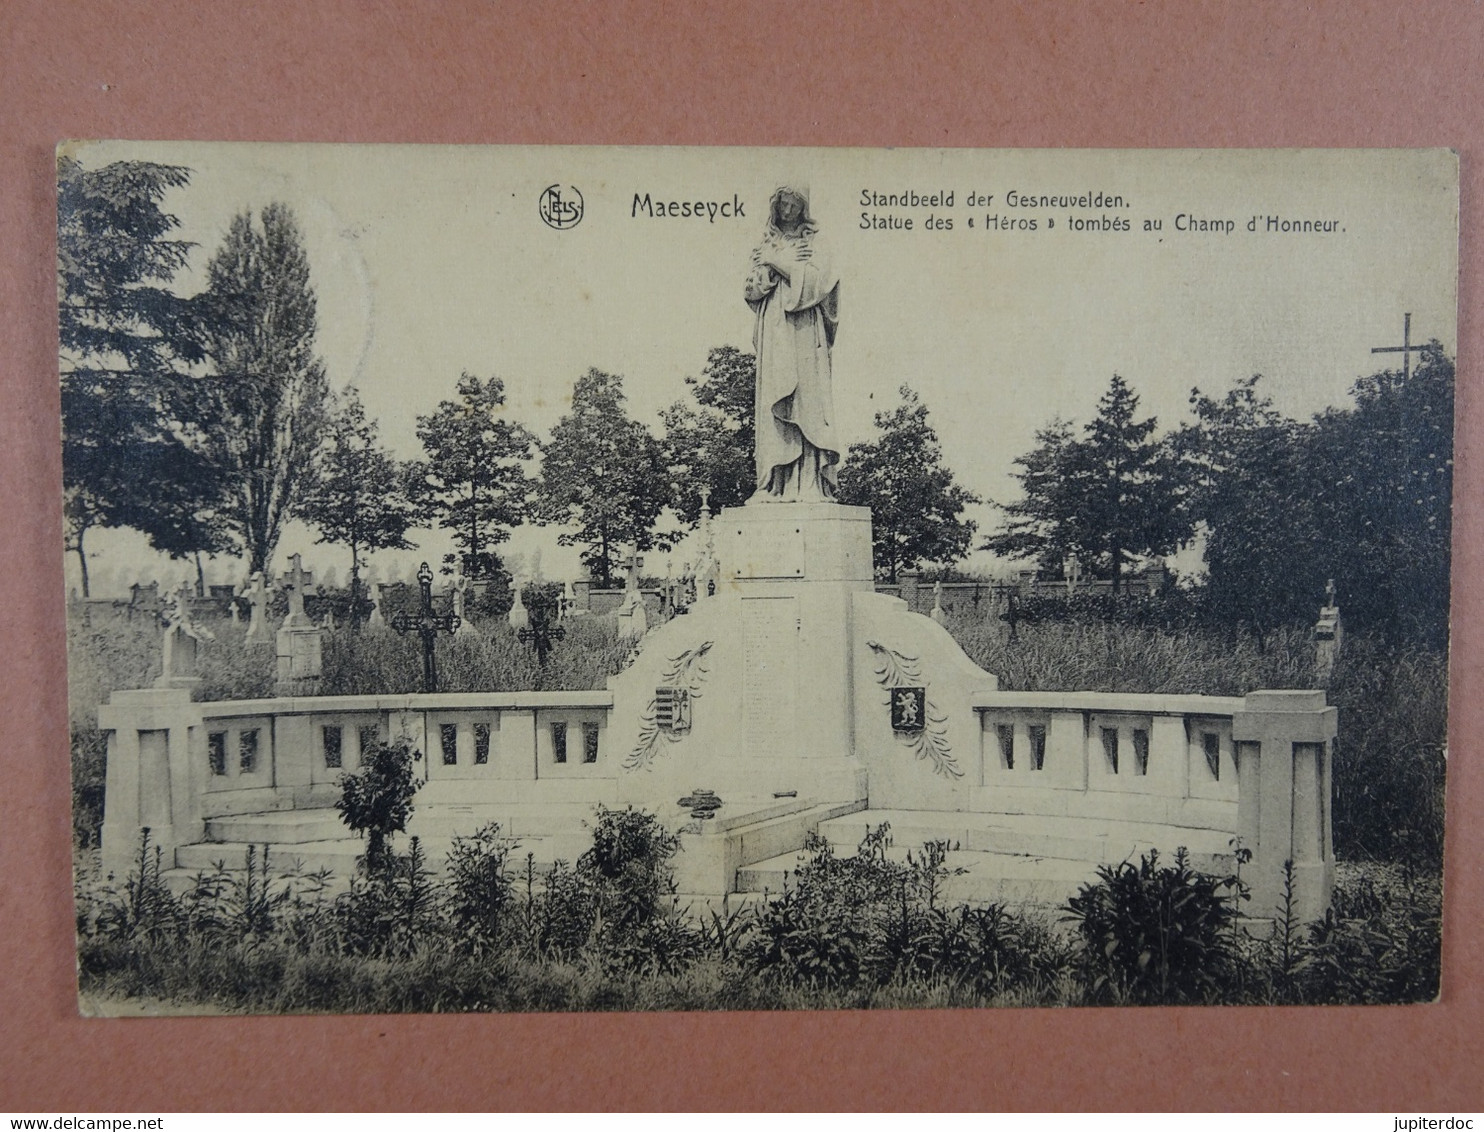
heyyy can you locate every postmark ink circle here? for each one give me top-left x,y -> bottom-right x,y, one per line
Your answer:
539,184 -> 584,230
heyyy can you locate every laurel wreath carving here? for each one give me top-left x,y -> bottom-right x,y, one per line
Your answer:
624,640 -> 715,771
865,639 -> 961,780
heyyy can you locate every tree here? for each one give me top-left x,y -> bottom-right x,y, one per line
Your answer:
1306,349 -> 1454,647
985,375 -> 1190,590
198,203 -> 330,576
1177,353 -> 1453,649
299,387 -> 418,617
659,345 -> 756,523
837,385 -> 980,581
535,369 -> 673,586
57,157 -> 229,593
410,373 -> 535,578
1174,375 -> 1323,640
978,418 -> 1082,572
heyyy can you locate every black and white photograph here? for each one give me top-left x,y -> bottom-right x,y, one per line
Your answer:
60,143 -> 1457,1014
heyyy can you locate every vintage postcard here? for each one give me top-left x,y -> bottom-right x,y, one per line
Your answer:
61,144 -> 1456,1014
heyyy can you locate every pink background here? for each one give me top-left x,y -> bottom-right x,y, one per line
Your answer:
2,1 -> 1480,1110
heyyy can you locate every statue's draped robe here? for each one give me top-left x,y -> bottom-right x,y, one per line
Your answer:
746,232 -> 841,500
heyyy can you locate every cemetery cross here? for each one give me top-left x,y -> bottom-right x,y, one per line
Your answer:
516,609 -> 566,667
1371,312 -> 1433,381
392,562 -> 461,692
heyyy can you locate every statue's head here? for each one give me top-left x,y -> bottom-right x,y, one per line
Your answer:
768,184 -> 815,235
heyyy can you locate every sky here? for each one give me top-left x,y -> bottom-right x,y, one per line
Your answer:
62,143 -> 1459,594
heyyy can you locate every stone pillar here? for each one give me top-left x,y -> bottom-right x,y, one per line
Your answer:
1147,714 -> 1189,796
274,713 -> 315,806
97,688 -> 205,878
500,709 -> 539,780
1231,689 -> 1337,925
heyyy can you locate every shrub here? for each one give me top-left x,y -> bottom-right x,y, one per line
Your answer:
335,737 -> 422,872
79,827 -> 185,946
335,837 -> 444,959
70,728 -> 107,849
1294,863 -> 1442,1004
446,822 -> 520,956
579,805 -> 682,932
740,825 -> 1071,999
1063,848 -> 1243,1005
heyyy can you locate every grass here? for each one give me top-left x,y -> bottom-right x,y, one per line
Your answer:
74,821 -> 1441,1014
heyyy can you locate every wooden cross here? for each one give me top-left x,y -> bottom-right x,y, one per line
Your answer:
279,553 -> 316,626
392,562 -> 461,692
1371,312 -> 1431,381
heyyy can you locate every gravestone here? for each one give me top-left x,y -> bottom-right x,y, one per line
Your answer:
508,581 -> 530,631
155,581 -> 213,693
239,572 -> 273,644
451,567 -> 478,636
930,580 -> 949,627
367,582 -> 387,630
1315,579 -> 1344,686
614,552 -> 648,639
275,554 -> 323,696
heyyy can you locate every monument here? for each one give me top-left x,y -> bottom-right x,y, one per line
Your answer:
90,176 -> 1337,931
608,186 -> 999,820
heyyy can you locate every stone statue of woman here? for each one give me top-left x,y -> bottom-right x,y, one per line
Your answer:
744,184 -> 842,502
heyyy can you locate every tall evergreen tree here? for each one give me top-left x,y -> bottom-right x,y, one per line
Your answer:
299,387 -> 418,615
410,373 -> 535,578
198,203 -> 330,576
536,369 -> 672,586
57,157 -> 228,593
659,345 -> 757,523
986,375 -> 1189,589
837,385 -> 980,581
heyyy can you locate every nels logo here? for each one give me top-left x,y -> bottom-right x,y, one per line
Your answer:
539,184 -> 584,230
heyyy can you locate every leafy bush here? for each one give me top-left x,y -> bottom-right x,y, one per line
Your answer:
1293,863 -> 1441,1004
1063,848 -> 1243,1005
580,805 -> 682,932
335,837 -> 444,959
335,737 -> 422,872
446,822 -> 520,957
740,825 -> 1070,999
75,820 -> 1441,1012
70,728 -> 107,849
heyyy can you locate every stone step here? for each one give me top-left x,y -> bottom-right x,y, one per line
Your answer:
205,808 -> 347,844
734,844 -> 1104,907
817,809 -> 1236,872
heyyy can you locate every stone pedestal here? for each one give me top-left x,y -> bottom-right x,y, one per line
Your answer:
276,623 -> 323,696
97,687 -> 206,878
609,502 -> 876,804
1233,689 -> 1337,924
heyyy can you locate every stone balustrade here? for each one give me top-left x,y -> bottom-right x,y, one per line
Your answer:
97,680 -> 1335,923
972,688 -> 1336,923
97,687 -> 614,878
